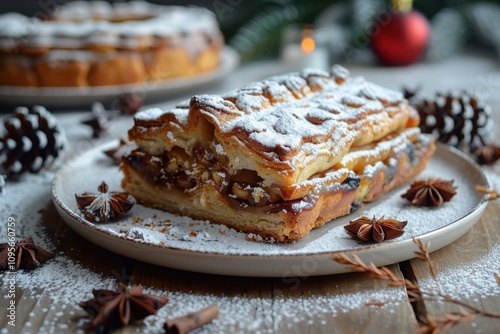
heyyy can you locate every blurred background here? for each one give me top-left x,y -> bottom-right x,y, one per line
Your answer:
3,0 -> 500,66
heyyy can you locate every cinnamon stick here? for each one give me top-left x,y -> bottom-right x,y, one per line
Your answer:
164,304 -> 219,334
475,185 -> 499,200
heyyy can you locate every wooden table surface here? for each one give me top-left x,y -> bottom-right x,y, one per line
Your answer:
1,54 -> 500,333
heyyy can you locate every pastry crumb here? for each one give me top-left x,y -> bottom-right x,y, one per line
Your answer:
245,233 -> 263,242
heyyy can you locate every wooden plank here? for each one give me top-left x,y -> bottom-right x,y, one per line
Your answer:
127,262 -> 418,333
410,201 -> 500,333
272,265 -> 419,333
128,261 -> 275,333
0,289 -> 43,334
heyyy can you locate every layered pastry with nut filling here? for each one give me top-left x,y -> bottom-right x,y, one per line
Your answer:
121,65 -> 435,242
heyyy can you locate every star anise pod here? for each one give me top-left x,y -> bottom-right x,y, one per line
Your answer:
103,139 -> 135,165
344,216 -> 407,243
113,93 -> 143,115
401,178 -> 457,207
79,282 -> 168,328
402,86 -> 421,102
81,102 -> 109,138
472,144 -> 500,165
75,181 -> 135,223
0,237 -> 54,270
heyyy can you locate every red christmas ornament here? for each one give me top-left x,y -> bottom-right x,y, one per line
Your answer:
370,0 -> 430,66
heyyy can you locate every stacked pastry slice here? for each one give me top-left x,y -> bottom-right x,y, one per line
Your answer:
121,65 -> 435,242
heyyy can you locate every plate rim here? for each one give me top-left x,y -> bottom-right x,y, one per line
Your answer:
51,141 -> 491,261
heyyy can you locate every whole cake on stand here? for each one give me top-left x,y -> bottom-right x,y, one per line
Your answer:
0,1 -> 224,87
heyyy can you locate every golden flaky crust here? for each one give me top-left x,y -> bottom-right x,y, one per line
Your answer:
129,67 -> 413,187
122,65 -> 436,242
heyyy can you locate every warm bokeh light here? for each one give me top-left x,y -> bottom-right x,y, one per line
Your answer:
301,36 -> 315,54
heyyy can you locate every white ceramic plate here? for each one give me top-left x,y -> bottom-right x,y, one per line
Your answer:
52,142 -> 490,277
0,47 -> 239,108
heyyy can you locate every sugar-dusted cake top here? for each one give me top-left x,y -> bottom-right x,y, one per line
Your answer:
0,2 -> 220,51
134,66 -> 408,157
130,65 -> 415,186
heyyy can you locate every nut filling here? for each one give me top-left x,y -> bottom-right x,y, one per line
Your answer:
123,147 -> 361,215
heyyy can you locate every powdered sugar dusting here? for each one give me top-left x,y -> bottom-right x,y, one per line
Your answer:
135,67 -> 408,169
0,4 -> 220,51
136,285 -> 407,333
419,244 -> 500,300
217,76 -> 399,165
414,162 -> 500,300
338,128 -> 420,170
134,107 -> 166,122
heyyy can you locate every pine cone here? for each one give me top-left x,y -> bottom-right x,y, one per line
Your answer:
415,93 -> 492,150
0,106 -> 65,178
